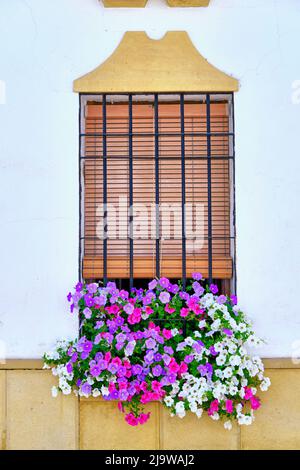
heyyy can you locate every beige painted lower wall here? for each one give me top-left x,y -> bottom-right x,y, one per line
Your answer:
0,361 -> 299,450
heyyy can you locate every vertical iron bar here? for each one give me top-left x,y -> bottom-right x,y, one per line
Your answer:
78,94 -> 82,283
102,95 -> 108,286
206,94 -> 213,284
154,94 -> 160,278
129,95 -> 134,289
180,94 -> 186,289
231,93 -> 237,295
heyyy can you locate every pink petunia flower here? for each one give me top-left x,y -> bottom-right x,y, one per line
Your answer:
225,399 -> 234,414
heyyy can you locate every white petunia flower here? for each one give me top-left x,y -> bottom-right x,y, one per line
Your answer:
164,396 -> 174,407
224,420 -> 232,430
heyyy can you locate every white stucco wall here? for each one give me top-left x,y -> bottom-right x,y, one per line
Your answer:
0,0 -> 299,358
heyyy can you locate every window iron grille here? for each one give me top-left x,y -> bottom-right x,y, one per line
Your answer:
78,93 -> 236,295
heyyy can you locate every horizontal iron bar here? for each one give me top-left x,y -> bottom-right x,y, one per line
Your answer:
80,132 -> 234,138
80,155 -> 234,160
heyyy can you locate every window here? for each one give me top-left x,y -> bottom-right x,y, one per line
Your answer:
79,93 -> 235,293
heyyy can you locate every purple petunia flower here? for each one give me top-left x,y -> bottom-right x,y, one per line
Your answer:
117,366 -> 127,377
170,284 -> 179,294
159,291 -> 170,304
223,328 -> 233,336
164,346 -> 174,355
125,341 -> 135,356
154,353 -> 162,362
66,362 -> 73,374
83,307 -> 92,319
99,360 -> 108,370
124,303 -> 134,315
159,277 -> 170,289
192,272 -> 203,281
115,316 -> 124,327
193,342 -> 202,354
71,352 -> 78,363
152,365 -> 163,377
197,362 -> 213,380
80,383 -> 92,396
119,289 -> 129,300
95,352 -> 103,362
84,294 -> 94,307
167,373 -> 177,384
148,279 -> 158,290
90,365 -> 101,377
110,390 -> 119,400
184,354 -> 194,364
179,291 -> 190,301
108,363 -> 118,374
67,292 -> 72,302
230,295 -> 238,306
143,292 -> 155,306
119,390 -> 129,401
145,338 -> 156,349
217,295 -> 227,305
86,283 -> 98,294
75,282 -> 83,292
93,295 -> 106,306
162,354 -> 171,366
144,350 -> 155,365
132,364 -> 143,375
210,284 -> 219,294
209,345 -> 218,356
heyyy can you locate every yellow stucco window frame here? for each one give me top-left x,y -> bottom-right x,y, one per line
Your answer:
73,31 -> 238,93
102,1 -> 210,7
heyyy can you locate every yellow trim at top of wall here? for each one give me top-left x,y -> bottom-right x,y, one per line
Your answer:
73,31 -> 239,93
101,1 -> 210,7
102,1 -> 148,7
167,1 -> 210,6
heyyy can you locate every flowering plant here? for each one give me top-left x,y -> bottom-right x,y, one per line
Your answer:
44,274 -> 270,429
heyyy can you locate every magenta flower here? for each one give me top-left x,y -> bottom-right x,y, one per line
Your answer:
162,328 -> 172,340
180,307 -> 190,317
225,399 -> 234,414
230,295 -> 238,305
250,396 -> 261,410
208,399 -> 219,416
